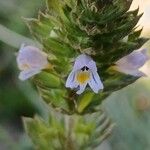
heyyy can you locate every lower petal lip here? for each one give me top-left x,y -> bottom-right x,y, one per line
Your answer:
76,83 -> 87,94
88,72 -> 104,93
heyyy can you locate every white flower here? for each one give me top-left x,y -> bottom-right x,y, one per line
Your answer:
17,44 -> 49,81
65,54 -> 104,94
114,48 -> 149,76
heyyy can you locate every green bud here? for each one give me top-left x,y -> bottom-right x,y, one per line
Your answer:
77,92 -> 95,113
34,71 -> 61,88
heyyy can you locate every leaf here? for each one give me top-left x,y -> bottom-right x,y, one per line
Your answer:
77,91 -> 94,113
43,38 -> 75,57
33,71 -> 61,88
39,88 -> 70,112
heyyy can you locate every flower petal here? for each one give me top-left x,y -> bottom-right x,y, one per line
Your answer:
115,48 -> 149,76
140,48 -> 149,55
73,54 -> 92,71
76,83 -> 87,95
17,45 -> 48,70
116,48 -> 149,70
132,71 -> 146,77
65,71 -> 78,88
88,72 -> 104,93
19,69 -> 41,81
87,60 -> 97,72
114,65 -> 146,77
138,60 -> 150,77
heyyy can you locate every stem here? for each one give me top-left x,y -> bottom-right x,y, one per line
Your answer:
0,24 -> 41,49
65,115 -> 76,150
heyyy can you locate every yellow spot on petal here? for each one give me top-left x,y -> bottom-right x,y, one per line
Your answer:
45,63 -> 53,70
76,71 -> 90,84
21,63 -> 30,70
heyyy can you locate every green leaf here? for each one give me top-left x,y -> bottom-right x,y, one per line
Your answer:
77,91 -> 95,113
128,28 -> 143,41
34,71 -> 61,88
43,38 -> 75,57
39,88 -> 69,112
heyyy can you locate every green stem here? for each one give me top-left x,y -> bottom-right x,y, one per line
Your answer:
65,115 -> 76,150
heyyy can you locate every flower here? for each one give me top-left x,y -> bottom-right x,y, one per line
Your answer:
113,48 -> 149,76
17,44 -> 50,81
139,60 -> 150,77
65,54 -> 103,94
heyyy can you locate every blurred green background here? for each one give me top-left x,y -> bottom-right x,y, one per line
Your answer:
0,0 -> 150,150
0,1 -> 45,149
